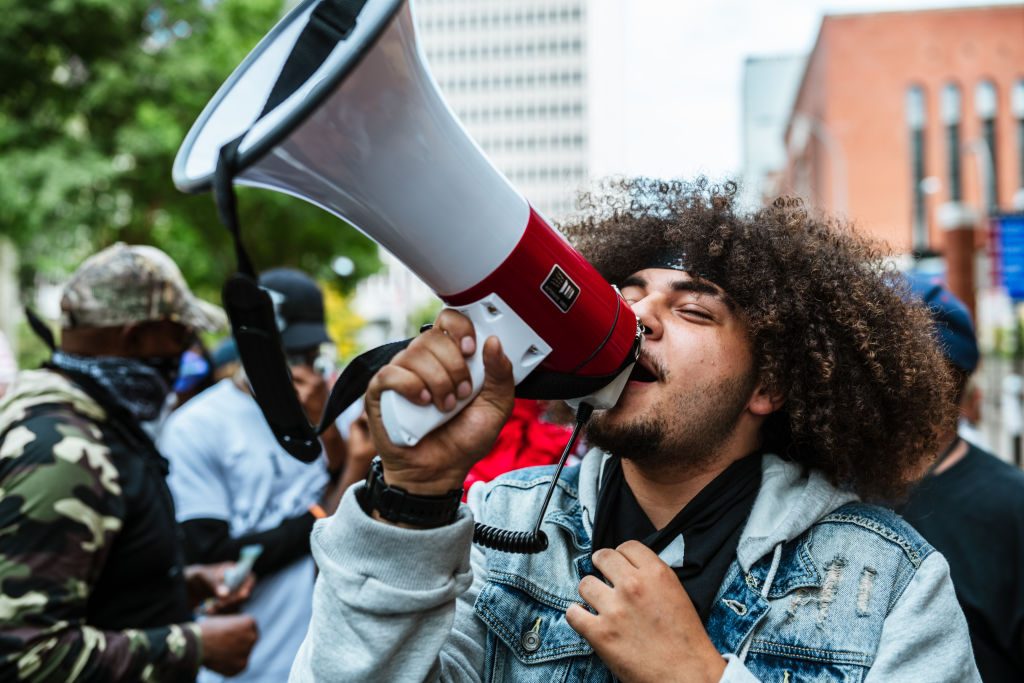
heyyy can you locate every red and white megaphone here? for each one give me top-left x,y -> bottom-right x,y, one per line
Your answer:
174,0 -> 641,447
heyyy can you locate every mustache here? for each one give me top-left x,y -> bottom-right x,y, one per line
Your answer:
639,350 -> 669,382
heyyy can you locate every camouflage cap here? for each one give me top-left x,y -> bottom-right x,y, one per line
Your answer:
60,243 -> 227,332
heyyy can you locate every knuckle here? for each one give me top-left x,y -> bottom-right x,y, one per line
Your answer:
619,575 -> 642,597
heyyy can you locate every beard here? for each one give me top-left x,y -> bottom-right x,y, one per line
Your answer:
587,368 -> 757,472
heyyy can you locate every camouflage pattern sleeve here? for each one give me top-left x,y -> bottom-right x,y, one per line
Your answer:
0,410 -> 202,682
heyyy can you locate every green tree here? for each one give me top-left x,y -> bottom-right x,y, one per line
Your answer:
0,0 -> 379,302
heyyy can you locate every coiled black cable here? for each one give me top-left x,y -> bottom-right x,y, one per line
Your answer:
472,402 -> 594,554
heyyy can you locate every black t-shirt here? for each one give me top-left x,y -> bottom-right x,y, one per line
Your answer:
901,442 -> 1024,682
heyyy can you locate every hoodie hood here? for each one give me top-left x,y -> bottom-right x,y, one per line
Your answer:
578,450 -> 858,572
0,369 -> 107,436
736,454 -> 858,572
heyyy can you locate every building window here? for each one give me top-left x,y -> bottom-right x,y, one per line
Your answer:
941,83 -> 963,202
975,80 -> 999,212
1013,79 -> 1024,195
906,85 -> 928,250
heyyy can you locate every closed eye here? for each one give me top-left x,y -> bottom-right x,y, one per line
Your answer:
678,307 -> 714,321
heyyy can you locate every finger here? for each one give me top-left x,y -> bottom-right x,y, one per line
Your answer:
420,326 -> 475,400
391,343 -> 462,411
368,364 -> 432,407
434,309 -> 476,356
577,574 -> 615,612
591,548 -> 637,584
565,602 -> 600,639
479,336 -> 514,408
615,540 -> 662,568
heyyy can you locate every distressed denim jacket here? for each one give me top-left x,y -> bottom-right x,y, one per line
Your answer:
292,452 -> 980,682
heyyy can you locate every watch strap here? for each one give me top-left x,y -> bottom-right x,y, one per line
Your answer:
359,458 -> 462,528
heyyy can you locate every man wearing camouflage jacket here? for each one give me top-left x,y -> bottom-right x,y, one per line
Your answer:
0,244 -> 258,681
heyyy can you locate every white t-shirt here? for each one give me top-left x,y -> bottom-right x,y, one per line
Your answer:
161,379 -> 329,683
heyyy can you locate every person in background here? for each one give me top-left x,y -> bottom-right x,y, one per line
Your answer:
160,268 -> 359,683
900,273 -> 1024,682
210,337 -> 240,382
0,243 -> 258,681
173,341 -> 215,407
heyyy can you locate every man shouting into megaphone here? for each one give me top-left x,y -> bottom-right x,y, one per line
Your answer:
289,179 -> 980,682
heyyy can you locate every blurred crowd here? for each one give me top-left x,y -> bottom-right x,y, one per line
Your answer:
0,238 -> 1020,681
0,243 -> 579,681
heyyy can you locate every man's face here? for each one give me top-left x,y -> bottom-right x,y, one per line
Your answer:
587,268 -> 761,468
127,320 -> 193,360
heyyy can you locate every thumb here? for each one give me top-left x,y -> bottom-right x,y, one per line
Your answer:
478,336 -> 514,407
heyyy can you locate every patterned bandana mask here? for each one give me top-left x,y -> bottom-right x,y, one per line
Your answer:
50,351 -> 177,422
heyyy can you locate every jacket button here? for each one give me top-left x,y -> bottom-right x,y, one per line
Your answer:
522,618 -> 542,653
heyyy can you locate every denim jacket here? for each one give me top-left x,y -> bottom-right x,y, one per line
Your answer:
291,452 -> 980,682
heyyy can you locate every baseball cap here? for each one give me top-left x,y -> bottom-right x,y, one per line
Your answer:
258,268 -> 332,351
60,243 -> 227,332
907,272 -> 979,374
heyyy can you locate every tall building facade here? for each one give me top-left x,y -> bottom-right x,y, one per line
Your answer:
353,0 -> 592,345
776,4 -> 1024,253
414,0 -> 590,219
739,55 -> 805,210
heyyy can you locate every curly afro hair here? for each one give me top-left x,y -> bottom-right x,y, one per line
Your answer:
560,178 -> 955,501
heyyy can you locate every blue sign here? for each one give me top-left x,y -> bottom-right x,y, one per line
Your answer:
997,214 -> 1024,301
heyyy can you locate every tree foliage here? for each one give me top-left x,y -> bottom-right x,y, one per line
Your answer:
0,0 -> 380,302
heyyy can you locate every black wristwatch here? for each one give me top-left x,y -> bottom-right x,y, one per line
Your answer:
358,458 -> 462,528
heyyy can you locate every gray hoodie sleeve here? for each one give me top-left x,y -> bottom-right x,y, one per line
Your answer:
864,551 -> 981,683
288,483 -> 488,682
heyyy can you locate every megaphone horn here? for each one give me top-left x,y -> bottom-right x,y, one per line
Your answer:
174,0 -> 641,450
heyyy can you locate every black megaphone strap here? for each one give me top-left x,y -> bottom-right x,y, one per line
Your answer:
260,0 -> 369,118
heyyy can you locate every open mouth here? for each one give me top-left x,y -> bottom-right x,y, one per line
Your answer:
629,357 -> 659,383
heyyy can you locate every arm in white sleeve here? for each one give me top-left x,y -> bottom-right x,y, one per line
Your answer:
289,483 -> 489,682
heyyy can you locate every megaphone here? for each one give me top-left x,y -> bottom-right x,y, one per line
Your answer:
174,0 -> 641,448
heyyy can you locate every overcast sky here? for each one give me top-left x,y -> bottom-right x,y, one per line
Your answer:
588,0 -> 1021,181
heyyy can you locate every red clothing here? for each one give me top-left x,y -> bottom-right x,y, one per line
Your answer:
463,400 -> 571,498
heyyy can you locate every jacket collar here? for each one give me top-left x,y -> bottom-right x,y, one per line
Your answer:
573,449 -> 858,573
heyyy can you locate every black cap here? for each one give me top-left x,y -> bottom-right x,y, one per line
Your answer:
258,268 -> 332,351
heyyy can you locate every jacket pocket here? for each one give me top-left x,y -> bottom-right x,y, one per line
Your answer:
744,640 -> 870,683
475,579 -> 602,682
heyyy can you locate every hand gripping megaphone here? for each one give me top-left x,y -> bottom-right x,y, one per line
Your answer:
173,0 -> 641,454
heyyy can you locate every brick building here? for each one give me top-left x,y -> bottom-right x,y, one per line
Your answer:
776,4 -> 1024,254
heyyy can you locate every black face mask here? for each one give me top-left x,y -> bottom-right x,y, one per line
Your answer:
50,352 -> 182,422
140,354 -> 182,389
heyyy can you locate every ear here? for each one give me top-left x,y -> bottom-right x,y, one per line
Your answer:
748,381 -> 785,417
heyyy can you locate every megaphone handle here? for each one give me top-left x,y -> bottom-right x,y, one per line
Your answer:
380,295 -> 551,447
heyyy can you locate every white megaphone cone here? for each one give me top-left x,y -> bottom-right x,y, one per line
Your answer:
175,0 -> 640,447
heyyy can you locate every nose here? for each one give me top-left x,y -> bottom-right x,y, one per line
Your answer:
629,295 -> 662,341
